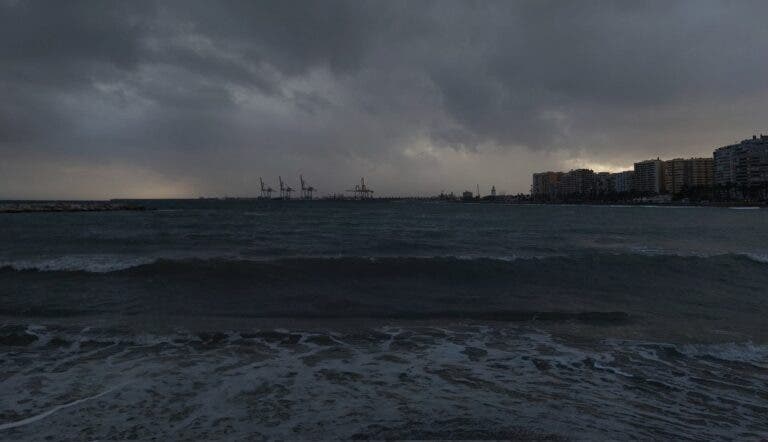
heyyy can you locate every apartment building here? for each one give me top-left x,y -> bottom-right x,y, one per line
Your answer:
557,169 -> 596,196
633,159 -> 665,194
612,170 -> 635,193
663,158 -> 714,195
531,171 -> 564,199
714,135 -> 768,187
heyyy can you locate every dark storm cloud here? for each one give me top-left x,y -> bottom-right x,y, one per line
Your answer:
2,0 -> 768,197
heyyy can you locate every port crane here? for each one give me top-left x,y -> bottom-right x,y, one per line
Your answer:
279,176 -> 295,199
300,175 -> 315,200
347,177 -> 374,199
259,177 -> 274,199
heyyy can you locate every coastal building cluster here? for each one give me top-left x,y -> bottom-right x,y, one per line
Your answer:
532,135 -> 768,202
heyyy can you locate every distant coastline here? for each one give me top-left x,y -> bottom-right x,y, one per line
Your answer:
1,198 -> 763,213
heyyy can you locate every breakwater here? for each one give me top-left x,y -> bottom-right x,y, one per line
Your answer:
0,201 -> 146,213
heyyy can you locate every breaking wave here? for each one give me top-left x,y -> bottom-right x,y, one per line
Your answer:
1,323 -> 767,439
0,254 -> 158,273
743,252 -> 768,264
1,251 -> 767,274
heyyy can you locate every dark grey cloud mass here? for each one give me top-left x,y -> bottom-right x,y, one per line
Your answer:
2,0 -> 768,198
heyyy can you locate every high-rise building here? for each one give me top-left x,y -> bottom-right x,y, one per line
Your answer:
557,169 -> 596,196
595,172 -> 614,195
663,158 -> 713,195
634,159 -> 665,194
714,135 -> 768,187
531,171 -> 563,199
612,170 -> 635,193
714,145 -> 736,185
689,157 -> 715,188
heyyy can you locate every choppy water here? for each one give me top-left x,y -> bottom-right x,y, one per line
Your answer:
1,200 -> 767,439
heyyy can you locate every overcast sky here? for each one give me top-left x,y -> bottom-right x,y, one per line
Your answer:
2,0 -> 768,198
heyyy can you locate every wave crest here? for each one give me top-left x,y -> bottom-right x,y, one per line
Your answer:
0,255 -> 158,273
1,251 -> 767,275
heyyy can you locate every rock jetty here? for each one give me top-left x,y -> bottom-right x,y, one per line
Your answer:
0,201 -> 147,213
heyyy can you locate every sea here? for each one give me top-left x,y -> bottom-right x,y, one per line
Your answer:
1,200 -> 766,440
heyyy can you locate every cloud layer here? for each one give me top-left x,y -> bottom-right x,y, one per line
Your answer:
2,0 -> 768,198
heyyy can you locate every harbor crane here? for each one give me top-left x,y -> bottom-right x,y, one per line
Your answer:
279,176 -> 295,199
346,177 -> 374,199
259,177 -> 274,199
300,175 -> 315,200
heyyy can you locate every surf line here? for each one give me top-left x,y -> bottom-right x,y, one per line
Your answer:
0,384 -> 126,431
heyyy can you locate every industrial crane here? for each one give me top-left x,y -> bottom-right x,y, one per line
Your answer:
278,176 -> 295,199
346,177 -> 374,199
300,175 -> 315,200
259,177 -> 274,199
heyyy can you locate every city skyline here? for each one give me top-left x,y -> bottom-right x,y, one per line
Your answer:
3,133 -> 761,200
3,1 -> 768,199
531,133 -> 768,203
